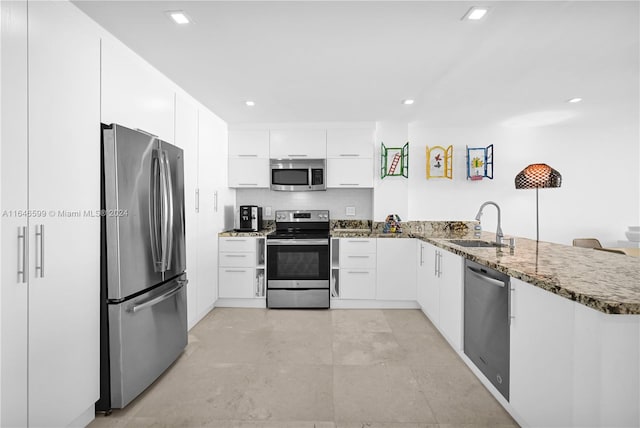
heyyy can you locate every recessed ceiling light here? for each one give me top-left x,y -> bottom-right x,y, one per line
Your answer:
166,11 -> 191,25
402,99 -> 415,105
567,97 -> 583,103
245,101 -> 255,107
462,7 -> 489,21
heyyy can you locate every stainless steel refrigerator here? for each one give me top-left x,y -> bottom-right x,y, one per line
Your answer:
97,123 -> 188,412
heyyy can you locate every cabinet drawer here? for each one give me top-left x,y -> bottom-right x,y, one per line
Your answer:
219,237 -> 257,253
340,269 -> 376,299
340,252 -> 376,269
340,238 -> 376,254
219,252 -> 255,267
218,268 -> 255,298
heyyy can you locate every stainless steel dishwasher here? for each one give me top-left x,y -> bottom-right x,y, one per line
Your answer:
463,259 -> 510,400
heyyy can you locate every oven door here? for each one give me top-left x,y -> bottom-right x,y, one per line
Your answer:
266,239 -> 329,289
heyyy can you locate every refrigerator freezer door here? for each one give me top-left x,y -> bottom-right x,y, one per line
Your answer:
159,140 -> 186,280
108,274 -> 188,408
103,124 -> 163,299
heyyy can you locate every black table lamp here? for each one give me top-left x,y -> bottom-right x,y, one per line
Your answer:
515,163 -> 562,242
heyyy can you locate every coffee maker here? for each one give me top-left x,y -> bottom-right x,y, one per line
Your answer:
237,205 -> 263,231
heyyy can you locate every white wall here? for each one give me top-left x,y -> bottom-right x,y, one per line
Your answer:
408,123 -> 640,246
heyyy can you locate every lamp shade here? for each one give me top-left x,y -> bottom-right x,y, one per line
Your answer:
515,163 -> 562,189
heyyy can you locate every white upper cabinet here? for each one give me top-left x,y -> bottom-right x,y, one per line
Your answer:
326,128 -> 374,188
228,158 -> 270,188
228,130 -> 269,188
327,158 -> 374,188
101,37 -> 175,143
228,130 -> 269,158
270,129 -> 326,159
327,128 -> 374,158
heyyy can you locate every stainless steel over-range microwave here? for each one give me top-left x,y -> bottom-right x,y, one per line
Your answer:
270,158 -> 326,191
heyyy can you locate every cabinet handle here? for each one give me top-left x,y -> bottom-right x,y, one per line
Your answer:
347,255 -> 369,258
438,252 -> 443,278
433,251 -> 438,277
224,269 -> 246,273
420,244 -> 424,266
18,226 -> 27,283
346,271 -> 369,274
339,183 -> 360,186
225,254 -> 247,258
347,240 -> 368,243
339,154 -> 360,157
35,224 -> 44,278
238,154 -> 258,157
509,285 -> 515,324
227,239 -> 248,242
195,188 -> 200,213
287,154 -> 307,157
238,183 -> 258,186
214,190 -> 218,213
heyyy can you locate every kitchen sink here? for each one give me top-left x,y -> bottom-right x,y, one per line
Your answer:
447,239 -> 505,248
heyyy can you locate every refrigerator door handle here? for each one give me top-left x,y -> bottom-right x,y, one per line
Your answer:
150,151 -> 163,271
164,152 -> 175,270
128,280 -> 187,313
161,150 -> 174,271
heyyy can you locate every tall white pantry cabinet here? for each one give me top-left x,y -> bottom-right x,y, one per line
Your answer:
1,1 -> 100,427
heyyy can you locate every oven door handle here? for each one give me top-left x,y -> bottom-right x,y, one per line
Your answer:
267,239 -> 328,246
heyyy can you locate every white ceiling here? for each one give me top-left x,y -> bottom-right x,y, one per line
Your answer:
73,1 -> 639,126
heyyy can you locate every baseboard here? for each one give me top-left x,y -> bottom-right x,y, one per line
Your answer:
329,299 -> 420,309
69,404 -> 95,428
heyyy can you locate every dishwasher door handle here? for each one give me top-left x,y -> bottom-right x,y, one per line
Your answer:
466,266 -> 506,288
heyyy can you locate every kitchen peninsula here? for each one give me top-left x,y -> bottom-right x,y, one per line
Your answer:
219,220 -> 640,428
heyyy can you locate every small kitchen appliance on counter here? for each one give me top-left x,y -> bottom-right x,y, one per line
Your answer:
266,210 -> 330,308
237,205 -> 263,232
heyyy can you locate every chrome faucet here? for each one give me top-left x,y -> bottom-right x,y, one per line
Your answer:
475,201 -> 504,245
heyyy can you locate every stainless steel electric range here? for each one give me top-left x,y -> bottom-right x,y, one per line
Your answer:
266,210 -> 330,308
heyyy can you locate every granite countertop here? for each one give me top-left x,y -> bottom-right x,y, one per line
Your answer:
425,234 -> 640,315
218,228 -> 274,237
220,221 -> 640,314
330,224 -> 640,315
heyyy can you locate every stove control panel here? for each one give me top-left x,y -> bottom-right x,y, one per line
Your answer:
274,210 -> 330,223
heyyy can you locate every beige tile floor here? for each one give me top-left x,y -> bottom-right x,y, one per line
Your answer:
89,308 -> 519,428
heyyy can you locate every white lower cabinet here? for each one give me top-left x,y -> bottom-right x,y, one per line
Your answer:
415,242 -> 463,349
509,277 -> 640,428
376,238 -> 417,301
509,278 -> 574,427
437,248 -> 463,350
218,237 -> 266,304
338,238 -> 377,299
